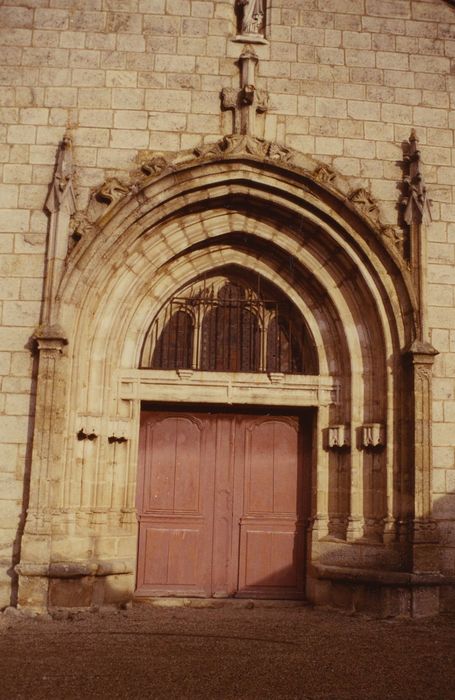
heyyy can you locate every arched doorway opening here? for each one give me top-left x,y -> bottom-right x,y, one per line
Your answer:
19,145 -> 435,616
136,270 -> 318,598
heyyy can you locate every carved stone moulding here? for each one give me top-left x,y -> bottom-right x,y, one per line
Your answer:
96,177 -> 130,205
77,132 -> 405,270
313,164 -> 337,185
137,139 -> 402,260
194,134 -> 293,163
69,211 -> 96,243
141,154 -> 171,177
349,187 -> 380,223
267,372 -> 285,384
348,188 -> 404,254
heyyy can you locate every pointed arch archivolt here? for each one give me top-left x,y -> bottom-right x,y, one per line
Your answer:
51,154 -> 416,549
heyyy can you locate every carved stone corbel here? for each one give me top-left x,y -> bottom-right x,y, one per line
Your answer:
361,423 -> 385,449
326,425 -> 350,450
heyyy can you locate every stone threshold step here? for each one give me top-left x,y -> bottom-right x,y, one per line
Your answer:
134,597 -> 309,609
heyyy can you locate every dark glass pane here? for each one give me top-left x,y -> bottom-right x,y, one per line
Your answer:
150,310 -> 193,369
200,304 -> 260,372
267,316 -> 303,373
217,282 -> 245,300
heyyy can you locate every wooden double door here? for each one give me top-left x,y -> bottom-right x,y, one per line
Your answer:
136,408 -> 309,599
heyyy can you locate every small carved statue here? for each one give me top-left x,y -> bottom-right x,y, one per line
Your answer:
236,0 -> 265,36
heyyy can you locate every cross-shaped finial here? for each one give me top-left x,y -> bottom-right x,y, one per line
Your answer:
221,45 -> 268,137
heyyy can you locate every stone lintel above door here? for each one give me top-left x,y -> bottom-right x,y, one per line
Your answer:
116,369 -> 340,407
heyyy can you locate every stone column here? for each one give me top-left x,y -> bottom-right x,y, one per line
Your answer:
405,340 -> 439,574
310,404 -> 330,541
17,328 -> 68,611
16,136 -> 75,611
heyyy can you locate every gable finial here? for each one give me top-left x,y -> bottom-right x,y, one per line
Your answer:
221,44 -> 268,137
45,133 -> 76,215
402,129 -> 431,226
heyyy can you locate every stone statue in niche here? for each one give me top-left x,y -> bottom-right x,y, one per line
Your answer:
236,0 -> 265,36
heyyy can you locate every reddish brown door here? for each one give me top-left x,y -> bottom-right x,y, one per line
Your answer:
235,416 -> 305,598
136,410 -> 306,599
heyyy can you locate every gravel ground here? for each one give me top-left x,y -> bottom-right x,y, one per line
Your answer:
1,602 -> 455,700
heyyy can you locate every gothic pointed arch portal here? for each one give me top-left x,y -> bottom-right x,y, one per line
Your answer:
19,138 -> 440,614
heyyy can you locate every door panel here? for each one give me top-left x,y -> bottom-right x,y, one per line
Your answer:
241,528 -> 298,587
142,416 -> 202,513
136,409 -> 307,599
236,416 -> 304,598
211,415 -> 236,597
136,414 -> 214,596
244,418 -> 299,515
139,524 -> 203,587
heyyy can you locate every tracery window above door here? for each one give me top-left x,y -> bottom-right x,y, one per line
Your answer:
140,273 -> 317,375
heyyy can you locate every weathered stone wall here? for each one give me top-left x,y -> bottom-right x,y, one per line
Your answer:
0,0 -> 454,608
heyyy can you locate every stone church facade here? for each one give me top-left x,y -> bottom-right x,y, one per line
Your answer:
0,0 -> 454,616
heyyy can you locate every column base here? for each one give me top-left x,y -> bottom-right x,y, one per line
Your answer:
16,560 -> 135,610
308,564 -> 451,618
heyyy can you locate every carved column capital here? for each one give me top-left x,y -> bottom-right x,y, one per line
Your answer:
404,339 -> 438,366
33,324 -> 68,352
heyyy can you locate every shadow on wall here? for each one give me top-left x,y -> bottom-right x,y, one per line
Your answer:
7,344 -> 39,607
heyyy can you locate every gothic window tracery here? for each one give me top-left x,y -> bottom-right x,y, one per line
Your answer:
141,274 -> 317,375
